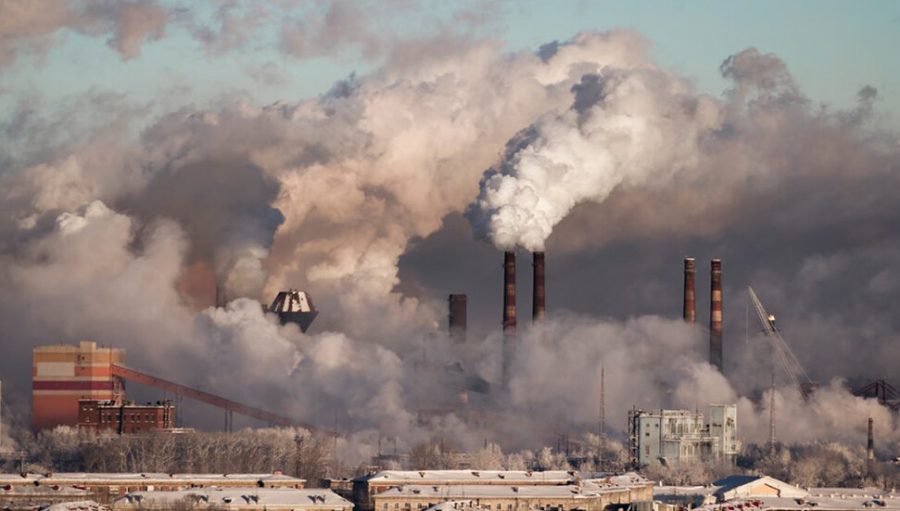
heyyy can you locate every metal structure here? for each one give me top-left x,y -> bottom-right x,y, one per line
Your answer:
628,405 -> 739,467
709,259 -> 724,371
747,287 -> 813,389
269,290 -> 318,332
109,364 -> 318,430
532,251 -> 545,322
867,417 -> 875,479
854,379 -> 900,410
683,257 -> 696,323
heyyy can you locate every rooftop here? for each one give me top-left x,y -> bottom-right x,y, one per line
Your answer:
0,473 -> 303,484
113,488 -> 350,509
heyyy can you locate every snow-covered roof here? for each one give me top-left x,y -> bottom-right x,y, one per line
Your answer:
41,500 -> 109,511
361,470 -> 575,485
696,493 -> 900,511
0,485 -> 89,496
375,481 -> 642,500
0,473 -> 302,484
713,475 -> 808,501
113,488 -> 350,510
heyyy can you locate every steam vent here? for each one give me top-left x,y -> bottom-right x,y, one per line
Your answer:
269,290 -> 318,332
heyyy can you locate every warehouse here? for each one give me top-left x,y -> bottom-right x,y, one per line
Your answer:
112,488 -> 351,511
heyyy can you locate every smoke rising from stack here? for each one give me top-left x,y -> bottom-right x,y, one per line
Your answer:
710,259 -> 723,371
0,28 -> 898,461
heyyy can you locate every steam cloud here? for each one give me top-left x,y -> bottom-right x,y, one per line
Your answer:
1,27 -> 899,465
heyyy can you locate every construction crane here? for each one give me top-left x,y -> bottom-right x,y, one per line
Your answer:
747,286 -> 813,389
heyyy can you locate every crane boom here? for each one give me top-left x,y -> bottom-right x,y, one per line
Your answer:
747,287 -> 813,388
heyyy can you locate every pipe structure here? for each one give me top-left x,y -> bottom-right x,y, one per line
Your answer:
502,251 -> 517,384
533,251 -> 546,322
683,257 -> 696,323
448,294 -> 467,344
710,259 -> 724,371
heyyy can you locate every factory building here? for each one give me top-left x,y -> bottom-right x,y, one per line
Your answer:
628,404 -> 739,466
371,473 -> 653,511
77,399 -> 175,433
0,473 -> 305,504
113,488 -> 351,511
32,341 -> 125,431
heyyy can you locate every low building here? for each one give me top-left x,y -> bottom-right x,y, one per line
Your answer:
628,404 -> 739,466
0,483 -> 91,509
353,471 -> 576,511
77,400 -> 175,433
0,473 -> 304,504
42,501 -> 110,511
654,475 -> 900,511
112,488 -> 352,511
371,473 -> 653,511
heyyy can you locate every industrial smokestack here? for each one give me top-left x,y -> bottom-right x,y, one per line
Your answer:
448,294 -> 467,344
710,259 -> 723,371
532,252 -> 545,322
867,416 -> 875,478
683,257 -> 695,323
502,251 -> 516,383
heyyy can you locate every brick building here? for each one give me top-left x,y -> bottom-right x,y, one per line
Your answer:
77,400 -> 175,433
32,341 -> 125,430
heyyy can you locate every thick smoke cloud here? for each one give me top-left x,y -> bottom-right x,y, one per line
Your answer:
1,28 -> 899,466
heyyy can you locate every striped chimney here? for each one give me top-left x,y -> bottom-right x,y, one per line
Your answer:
710,259 -> 724,371
502,251 -> 516,383
867,416 -> 875,478
533,252 -> 545,322
683,257 -> 696,323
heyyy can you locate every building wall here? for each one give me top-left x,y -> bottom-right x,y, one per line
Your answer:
631,406 -> 739,466
77,400 -> 175,433
33,341 -> 125,431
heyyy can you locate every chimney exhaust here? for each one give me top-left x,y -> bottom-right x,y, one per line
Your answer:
502,251 -> 517,383
448,294 -> 467,344
533,252 -> 545,322
710,259 -> 723,371
683,257 -> 696,323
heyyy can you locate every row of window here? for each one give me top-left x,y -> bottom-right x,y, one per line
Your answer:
99,413 -> 160,423
381,503 -> 572,511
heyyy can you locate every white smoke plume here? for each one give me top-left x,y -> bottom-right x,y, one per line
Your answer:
0,27 -> 899,469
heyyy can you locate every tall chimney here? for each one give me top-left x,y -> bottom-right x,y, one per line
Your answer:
710,259 -> 723,371
532,252 -> 545,322
683,257 -> 696,323
867,416 -> 875,478
448,294 -> 467,344
502,251 -> 517,383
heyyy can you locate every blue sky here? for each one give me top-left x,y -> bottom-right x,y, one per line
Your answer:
2,0 -> 899,122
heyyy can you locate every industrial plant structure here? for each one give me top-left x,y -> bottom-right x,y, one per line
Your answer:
628,404 -> 739,466
77,399 -> 175,433
31,341 -> 312,432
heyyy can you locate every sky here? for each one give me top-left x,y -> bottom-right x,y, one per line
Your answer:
2,1 -> 899,120
1,0 -> 899,450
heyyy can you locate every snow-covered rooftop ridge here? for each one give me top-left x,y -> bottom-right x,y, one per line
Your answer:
377,481 -> 644,499
367,470 -> 572,482
41,500 -> 109,511
114,488 -> 350,509
424,500 -> 487,511
0,472 -> 301,483
695,494 -> 900,511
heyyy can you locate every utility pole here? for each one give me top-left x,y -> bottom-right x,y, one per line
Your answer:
294,434 -> 304,479
599,365 -> 606,471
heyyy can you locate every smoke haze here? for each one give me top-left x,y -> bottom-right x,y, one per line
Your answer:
1,26 -> 899,464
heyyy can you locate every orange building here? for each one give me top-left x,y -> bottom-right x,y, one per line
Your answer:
78,399 -> 175,433
32,341 -> 125,431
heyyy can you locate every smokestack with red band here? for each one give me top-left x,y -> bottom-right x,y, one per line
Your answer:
867,416 -> 875,478
448,294 -> 467,344
502,251 -> 516,383
683,257 -> 696,323
710,259 -> 723,371
533,252 -> 545,322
